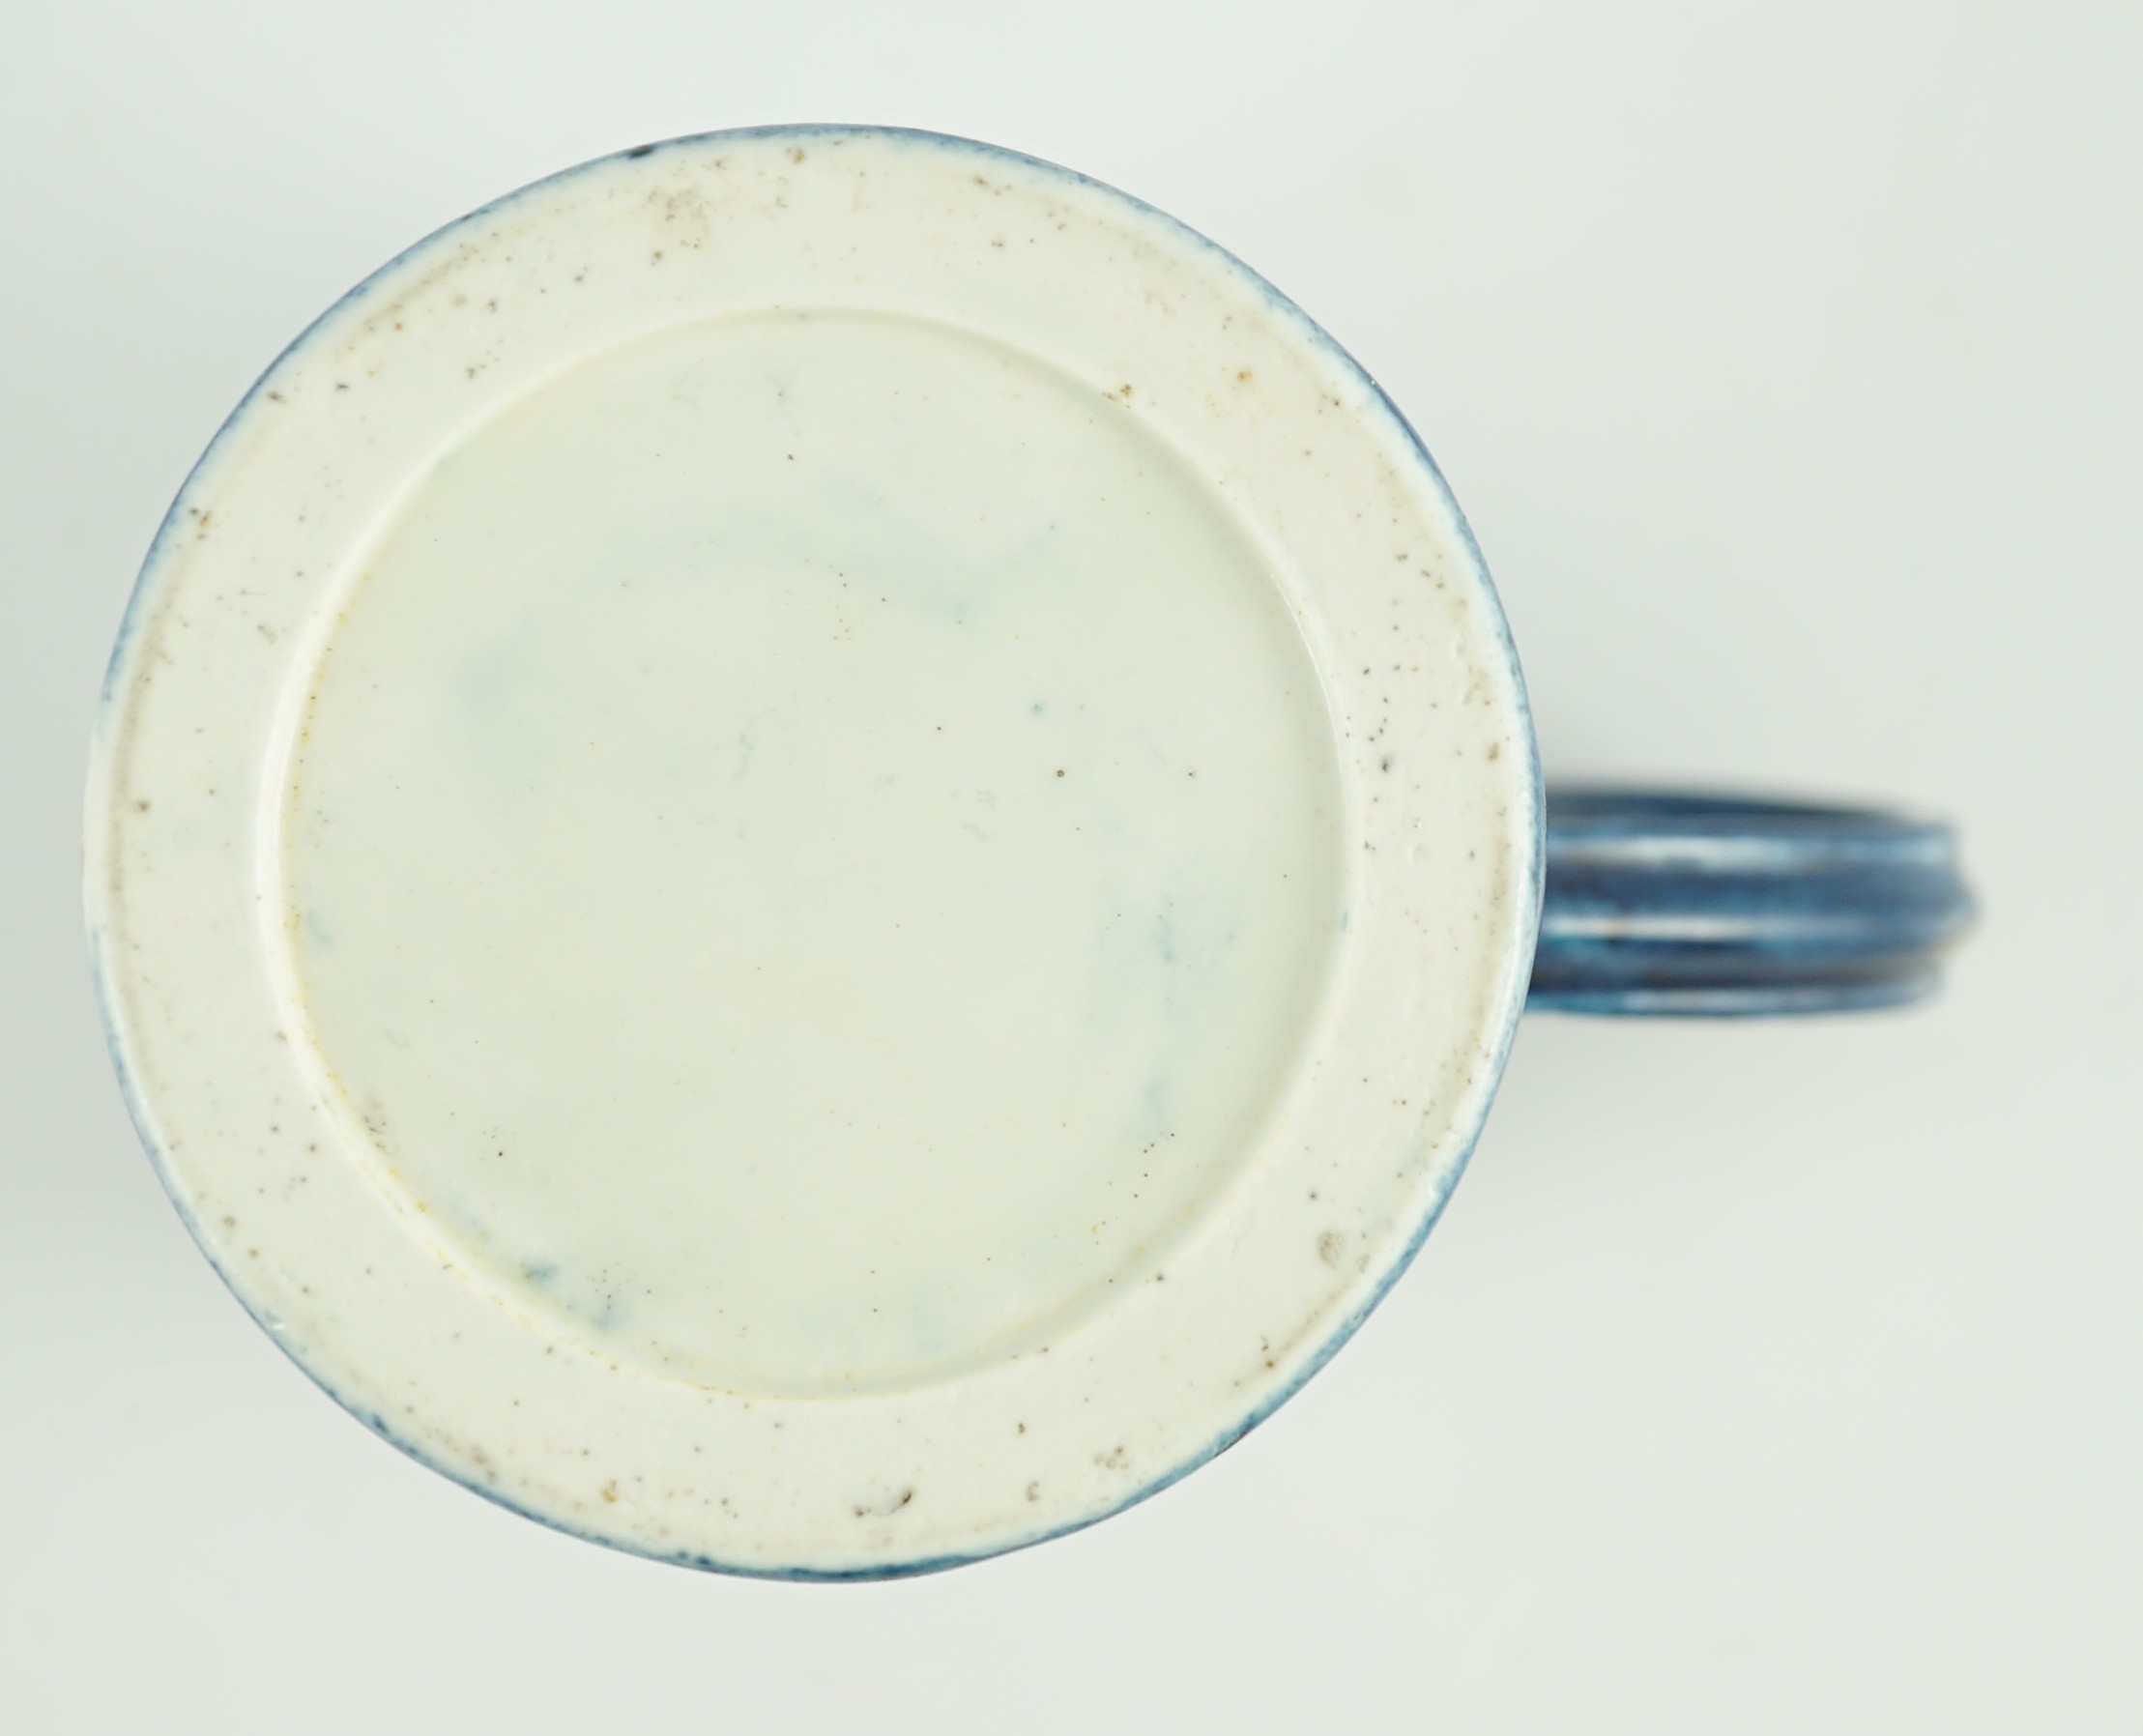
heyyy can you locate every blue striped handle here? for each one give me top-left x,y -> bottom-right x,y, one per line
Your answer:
1529,791 -> 1975,1016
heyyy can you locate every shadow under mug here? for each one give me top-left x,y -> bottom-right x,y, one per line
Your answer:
86,126 -> 1973,1580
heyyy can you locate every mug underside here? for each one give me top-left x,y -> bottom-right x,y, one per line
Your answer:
87,127 -> 1540,1576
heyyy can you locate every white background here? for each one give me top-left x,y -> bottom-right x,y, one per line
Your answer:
4,2 -> 2138,1729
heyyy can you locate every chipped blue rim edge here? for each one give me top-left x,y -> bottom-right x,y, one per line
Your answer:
83,123 -> 1546,1582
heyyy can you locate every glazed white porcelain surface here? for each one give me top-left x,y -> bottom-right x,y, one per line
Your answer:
86,127 -> 1540,1576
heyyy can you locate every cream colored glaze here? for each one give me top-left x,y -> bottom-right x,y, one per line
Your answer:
91,129 -> 1538,1576
285,310 -> 1347,1396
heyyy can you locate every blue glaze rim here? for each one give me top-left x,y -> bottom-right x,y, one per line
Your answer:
85,123 -> 1546,1581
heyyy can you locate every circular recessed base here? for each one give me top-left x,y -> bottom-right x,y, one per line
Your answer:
286,308 -> 1347,1398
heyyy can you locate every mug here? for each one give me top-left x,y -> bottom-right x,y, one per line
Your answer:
84,126 -> 1972,1579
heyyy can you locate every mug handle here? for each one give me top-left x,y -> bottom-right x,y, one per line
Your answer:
1529,790 -> 1975,1015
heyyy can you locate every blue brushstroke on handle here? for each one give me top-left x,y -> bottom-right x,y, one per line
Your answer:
1530,790 -> 1974,1016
